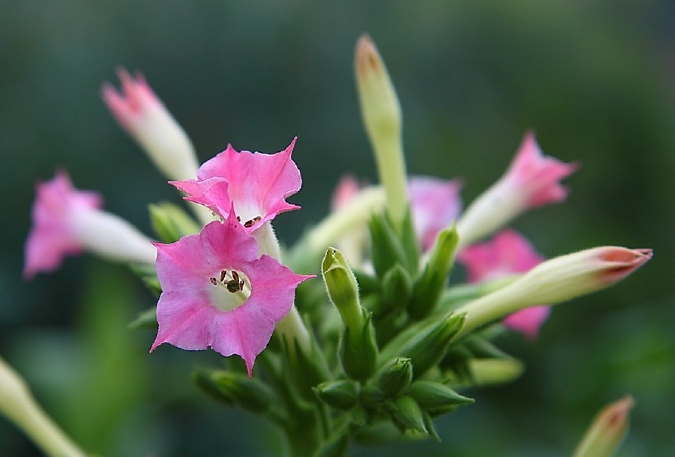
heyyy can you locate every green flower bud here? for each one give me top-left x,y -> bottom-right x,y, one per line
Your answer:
199,369 -> 273,414
386,395 -> 427,434
408,226 -> 459,319
192,368 -> 235,407
378,357 -> 413,397
406,380 -> 474,410
313,380 -> 358,411
382,264 -> 413,311
369,213 -> 410,278
380,312 -> 466,377
149,201 -> 201,243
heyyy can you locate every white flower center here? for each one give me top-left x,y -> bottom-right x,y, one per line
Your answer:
208,269 -> 251,312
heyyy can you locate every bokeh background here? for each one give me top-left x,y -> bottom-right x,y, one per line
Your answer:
1,1 -> 673,456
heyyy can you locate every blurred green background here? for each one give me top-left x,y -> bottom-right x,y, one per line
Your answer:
1,1 -> 673,456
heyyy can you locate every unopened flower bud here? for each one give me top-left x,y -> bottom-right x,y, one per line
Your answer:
406,380 -> 474,411
382,264 -> 413,310
572,396 -> 634,457
313,380 -> 358,411
455,247 -> 652,338
380,312 -> 466,377
355,35 -> 408,228
206,370 -> 274,414
408,226 -> 459,319
149,202 -> 201,243
386,395 -> 427,434
378,357 -> 413,397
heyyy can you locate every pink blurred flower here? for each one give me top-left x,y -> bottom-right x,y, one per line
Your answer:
24,170 -> 155,279
408,176 -> 463,251
457,230 -> 550,339
456,131 -> 578,249
172,138 -> 301,232
150,210 -> 313,376
102,68 -> 199,181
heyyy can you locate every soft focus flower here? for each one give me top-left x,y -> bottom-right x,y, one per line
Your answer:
150,211 -> 313,376
572,396 -> 634,457
355,34 -> 408,228
454,246 -> 653,338
457,230 -> 549,339
102,68 -> 199,181
171,138 -> 301,233
456,131 -> 578,249
24,170 -> 156,279
408,176 -> 463,251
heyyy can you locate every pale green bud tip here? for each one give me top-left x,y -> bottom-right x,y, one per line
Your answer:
378,357 -> 414,397
322,247 -> 362,331
572,396 -> 634,457
314,380 -> 358,411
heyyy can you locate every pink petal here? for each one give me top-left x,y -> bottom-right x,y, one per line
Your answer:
408,176 -> 463,251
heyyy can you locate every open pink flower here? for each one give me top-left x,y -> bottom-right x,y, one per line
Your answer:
150,210 -> 313,376
457,229 -> 550,339
456,131 -> 578,249
102,69 -> 199,181
408,176 -> 463,251
172,138 -> 301,232
24,170 -> 156,279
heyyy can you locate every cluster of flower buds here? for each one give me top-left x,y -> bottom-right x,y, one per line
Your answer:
13,32 -> 652,457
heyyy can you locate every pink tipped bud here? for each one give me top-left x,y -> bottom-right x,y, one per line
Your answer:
102,68 -> 199,181
455,246 -> 652,337
572,396 -> 634,457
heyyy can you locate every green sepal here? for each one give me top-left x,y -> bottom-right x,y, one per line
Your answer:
282,335 -> 330,404
387,395 -> 427,435
406,380 -> 474,410
368,212 -> 410,278
149,201 -> 202,243
397,205 -> 421,276
377,357 -> 413,397
408,225 -> 458,320
381,264 -> 413,311
313,380 -> 358,411
128,262 -> 160,296
380,312 -> 466,377
128,307 -> 158,330
340,311 -> 379,381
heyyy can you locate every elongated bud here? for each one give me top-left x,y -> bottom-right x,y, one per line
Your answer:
323,247 -> 363,333
381,264 -> 413,310
455,247 -> 653,338
378,357 -> 413,397
386,395 -> 427,434
194,369 -> 273,414
408,225 -> 459,319
380,312 -> 466,377
572,396 -> 634,457
313,380 -> 358,411
355,35 -> 408,228
406,380 -> 474,411
102,69 -> 199,182
149,202 -> 201,243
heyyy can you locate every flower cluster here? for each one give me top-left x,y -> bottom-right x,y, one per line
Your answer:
12,34 -> 652,457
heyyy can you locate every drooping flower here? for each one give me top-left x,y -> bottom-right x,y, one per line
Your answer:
454,246 -> 653,339
171,138 -> 301,233
456,131 -> 578,249
102,68 -> 199,182
408,176 -> 463,251
457,230 -> 549,339
150,210 -> 313,376
24,170 -> 156,279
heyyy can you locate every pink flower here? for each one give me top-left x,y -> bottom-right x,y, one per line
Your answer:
150,211 -> 313,376
457,230 -> 550,339
408,176 -> 463,251
102,69 -> 199,181
456,131 -> 578,249
24,170 -> 156,279
172,138 -> 301,232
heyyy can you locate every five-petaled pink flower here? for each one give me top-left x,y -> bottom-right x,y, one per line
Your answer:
102,68 -> 199,181
24,170 -> 156,279
457,229 -> 550,339
150,210 -> 313,376
456,131 -> 578,249
408,176 -> 463,251
172,138 -> 301,232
